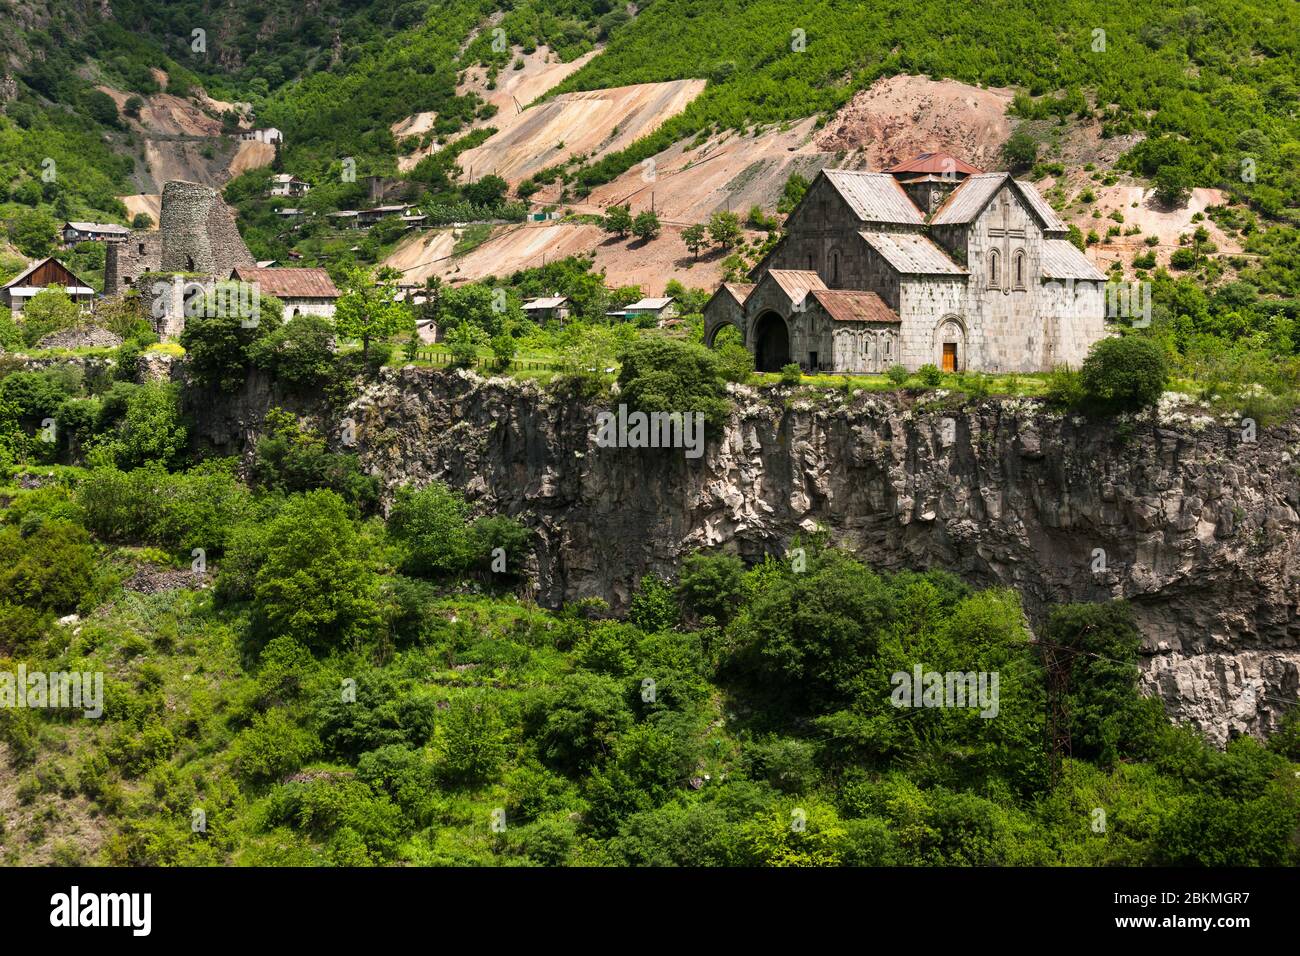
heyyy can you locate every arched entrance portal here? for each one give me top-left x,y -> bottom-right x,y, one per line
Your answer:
753,312 -> 791,372
935,316 -> 967,373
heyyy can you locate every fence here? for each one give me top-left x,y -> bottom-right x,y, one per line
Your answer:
415,349 -> 564,372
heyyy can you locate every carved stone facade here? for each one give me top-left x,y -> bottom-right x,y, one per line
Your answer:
704,152 -> 1109,374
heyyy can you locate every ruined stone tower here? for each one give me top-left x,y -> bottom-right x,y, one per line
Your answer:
156,180 -> 255,275
105,180 -> 255,295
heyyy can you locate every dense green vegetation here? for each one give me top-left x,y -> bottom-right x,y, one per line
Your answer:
3,2 -> 1300,869
3,454 -> 1298,865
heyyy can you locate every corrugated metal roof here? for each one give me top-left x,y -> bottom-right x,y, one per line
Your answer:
859,231 -> 966,275
722,282 -> 754,304
1040,239 -> 1106,281
627,297 -> 674,310
887,151 -> 982,176
1014,180 -> 1068,233
809,289 -> 900,324
823,170 -> 925,225
66,221 -> 129,234
767,269 -> 828,304
930,173 -> 1008,225
230,266 -> 340,298
523,296 -> 568,309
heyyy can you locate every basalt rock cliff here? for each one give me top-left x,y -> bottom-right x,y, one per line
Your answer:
205,365 -> 1300,746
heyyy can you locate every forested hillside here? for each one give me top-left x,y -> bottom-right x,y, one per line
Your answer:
2,0 -> 1300,869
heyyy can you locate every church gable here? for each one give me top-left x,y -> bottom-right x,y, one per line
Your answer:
714,151 -> 1107,376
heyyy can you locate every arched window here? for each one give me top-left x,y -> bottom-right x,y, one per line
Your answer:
832,250 -> 840,285
186,256 -> 195,271
1014,250 -> 1025,288
988,249 -> 1000,287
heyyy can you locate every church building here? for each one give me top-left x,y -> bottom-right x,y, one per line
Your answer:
703,151 -> 1109,374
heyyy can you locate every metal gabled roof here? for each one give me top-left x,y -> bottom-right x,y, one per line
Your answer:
930,172 -> 1009,225
766,269 -> 828,305
887,152 -> 983,176
809,289 -> 900,324
859,231 -> 967,275
1014,180 -> 1068,234
822,170 -> 926,225
1040,239 -> 1106,281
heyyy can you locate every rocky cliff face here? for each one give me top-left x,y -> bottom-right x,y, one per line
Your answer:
342,367 -> 1300,745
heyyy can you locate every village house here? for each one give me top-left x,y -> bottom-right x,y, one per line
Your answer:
328,205 -> 422,229
239,127 -> 283,145
703,151 -> 1108,374
522,296 -> 571,323
230,266 -> 341,319
610,297 -> 677,322
2,257 -> 95,315
62,222 -> 129,246
268,174 -> 311,198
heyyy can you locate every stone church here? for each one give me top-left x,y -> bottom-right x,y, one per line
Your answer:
703,152 -> 1109,374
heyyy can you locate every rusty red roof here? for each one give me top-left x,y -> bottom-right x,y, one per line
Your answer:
887,151 -> 983,176
810,289 -> 900,324
230,266 -> 340,299
721,282 -> 754,303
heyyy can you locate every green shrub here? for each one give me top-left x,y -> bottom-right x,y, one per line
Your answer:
715,341 -> 754,384
779,362 -> 802,385
1078,336 -> 1169,413
249,313 -> 336,388
616,337 -> 731,431
0,519 -> 94,613
232,709 -> 322,782
247,490 -> 384,654
918,363 -> 943,386
677,550 -> 746,624
886,364 -> 910,385
387,481 -> 474,577
251,408 -> 378,509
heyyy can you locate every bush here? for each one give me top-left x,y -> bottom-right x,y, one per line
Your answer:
715,341 -> 754,384
251,409 -> 378,509
918,363 -> 943,386
1044,364 -> 1085,408
246,490 -> 384,654
0,520 -> 94,614
628,573 -> 678,632
1078,336 -> 1169,413
886,364 -> 909,385
446,322 -> 486,368
779,362 -> 802,385
249,313 -> 336,388
179,296 -> 279,392
433,694 -> 508,787
616,337 -> 731,432
678,550 -> 746,624
110,382 -> 187,469
232,709 -> 321,782
18,288 -> 82,346
387,481 -> 474,577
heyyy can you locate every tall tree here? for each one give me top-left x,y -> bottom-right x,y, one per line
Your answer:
334,266 -> 412,366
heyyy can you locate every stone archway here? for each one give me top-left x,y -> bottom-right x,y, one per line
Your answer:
753,311 -> 791,372
934,316 -> 967,372
704,318 -> 743,349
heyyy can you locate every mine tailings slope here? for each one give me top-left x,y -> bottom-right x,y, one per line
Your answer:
190,366 -> 1300,745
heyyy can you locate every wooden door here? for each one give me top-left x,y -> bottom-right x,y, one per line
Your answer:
942,342 -> 957,372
